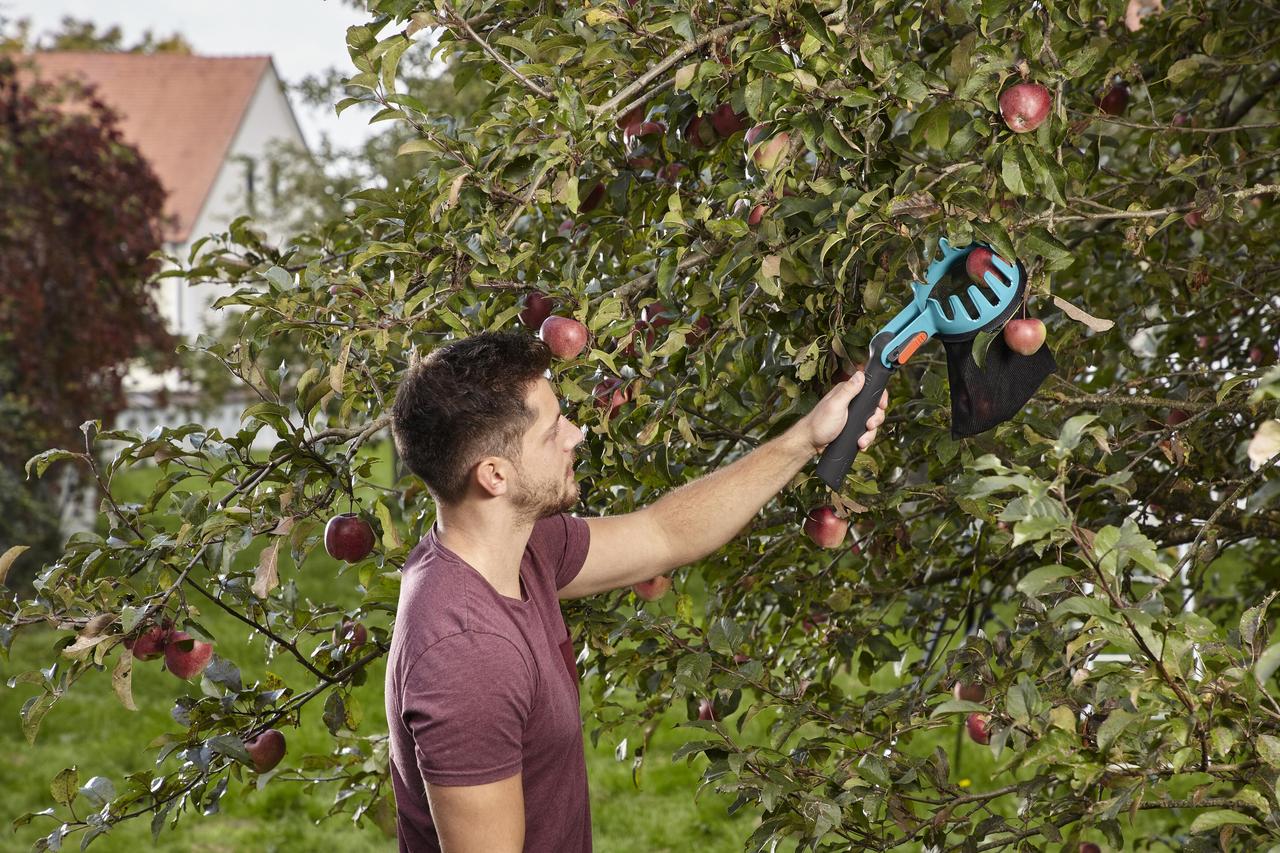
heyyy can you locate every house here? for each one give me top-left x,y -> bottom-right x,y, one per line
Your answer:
22,53 -> 311,530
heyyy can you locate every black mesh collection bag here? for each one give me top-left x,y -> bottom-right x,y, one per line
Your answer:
942,332 -> 1057,438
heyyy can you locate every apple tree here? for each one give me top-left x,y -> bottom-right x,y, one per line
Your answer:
6,0 -> 1280,850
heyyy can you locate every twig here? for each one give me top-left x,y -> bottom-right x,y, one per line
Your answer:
440,2 -> 552,100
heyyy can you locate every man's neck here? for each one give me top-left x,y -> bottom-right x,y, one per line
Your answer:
435,514 -> 534,600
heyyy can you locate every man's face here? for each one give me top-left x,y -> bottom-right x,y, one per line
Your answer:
509,377 -> 584,521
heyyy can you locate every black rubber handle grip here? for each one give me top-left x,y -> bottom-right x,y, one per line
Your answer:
815,332 -> 897,490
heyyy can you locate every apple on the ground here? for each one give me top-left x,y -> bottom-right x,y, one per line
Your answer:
539,316 -> 589,359
245,728 -> 287,773
325,513 -> 376,563
164,631 -> 213,679
998,82 -> 1051,133
804,506 -> 848,548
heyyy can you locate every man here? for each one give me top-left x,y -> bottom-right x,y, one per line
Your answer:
385,330 -> 888,852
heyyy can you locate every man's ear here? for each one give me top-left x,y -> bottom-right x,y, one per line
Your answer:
474,457 -> 512,497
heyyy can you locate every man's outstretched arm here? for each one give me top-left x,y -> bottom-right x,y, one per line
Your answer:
645,372 -> 888,569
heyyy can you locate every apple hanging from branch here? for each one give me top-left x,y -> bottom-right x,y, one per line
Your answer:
125,621 -> 172,661
998,82 -> 1051,133
244,728 -> 287,773
539,316 -> 589,359
633,575 -> 671,600
803,506 -> 848,548
966,712 -> 991,744
164,632 -> 214,680
1003,318 -> 1047,356
518,291 -> 556,330
324,513 -> 376,563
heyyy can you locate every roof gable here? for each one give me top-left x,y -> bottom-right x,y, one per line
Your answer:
22,53 -> 275,244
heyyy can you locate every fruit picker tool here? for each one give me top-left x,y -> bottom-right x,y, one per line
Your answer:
816,238 -> 1056,491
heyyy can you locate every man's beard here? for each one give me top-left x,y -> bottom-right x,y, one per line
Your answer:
510,457 -> 579,524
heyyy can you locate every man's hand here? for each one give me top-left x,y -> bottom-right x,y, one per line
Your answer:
799,371 -> 890,454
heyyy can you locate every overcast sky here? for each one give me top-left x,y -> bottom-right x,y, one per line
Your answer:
0,0 -> 390,152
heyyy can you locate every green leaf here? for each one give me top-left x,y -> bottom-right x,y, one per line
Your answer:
1256,642 -> 1280,685
1049,596 -> 1112,620
1167,55 -> 1207,86
50,766 -> 79,807
1016,565 -> 1074,596
1259,735 -> 1280,768
929,699 -> 989,717
1000,149 -> 1026,196
1189,810 -> 1257,834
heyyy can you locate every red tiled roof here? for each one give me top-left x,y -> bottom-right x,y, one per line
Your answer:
21,53 -> 272,243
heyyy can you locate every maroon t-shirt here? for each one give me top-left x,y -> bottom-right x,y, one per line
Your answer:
385,512 -> 592,852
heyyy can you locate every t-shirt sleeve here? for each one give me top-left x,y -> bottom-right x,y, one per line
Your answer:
542,512 -> 590,590
401,631 -> 535,786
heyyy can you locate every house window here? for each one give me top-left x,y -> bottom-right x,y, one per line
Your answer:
238,155 -> 257,216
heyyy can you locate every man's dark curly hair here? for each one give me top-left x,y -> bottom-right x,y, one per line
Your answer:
391,331 -> 553,507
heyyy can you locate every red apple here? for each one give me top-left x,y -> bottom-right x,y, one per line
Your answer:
125,622 -> 172,661
697,698 -> 717,721
1079,844 -> 1102,853
733,653 -> 751,664
803,506 -> 848,548
633,575 -> 672,600
578,182 -> 605,213
747,204 -> 768,227
1185,209 -> 1203,229
685,315 -> 712,346
684,114 -> 718,149
623,120 -> 666,147
245,728 -> 286,773
710,103 -> 748,137
518,291 -> 556,330
1003,318 -> 1047,356
626,155 -> 657,171
953,681 -> 986,702
659,162 -> 686,183
593,377 -> 633,420
965,246 -> 1007,286
164,632 -> 213,680
642,301 -> 675,329
539,315 -> 589,359
324,513 -> 376,563
751,130 -> 791,172
1250,345 -> 1276,366
966,712 -> 991,744
999,82 -> 1051,133
1165,409 -> 1190,427
1098,82 -> 1129,116
1197,334 -> 1216,351
802,611 -> 829,633
616,104 -> 645,131
334,620 -> 368,649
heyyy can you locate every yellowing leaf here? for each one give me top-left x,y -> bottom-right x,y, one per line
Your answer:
113,649 -> 137,712
253,539 -> 282,599
673,63 -> 697,91
0,545 -> 29,586
1052,295 -> 1115,332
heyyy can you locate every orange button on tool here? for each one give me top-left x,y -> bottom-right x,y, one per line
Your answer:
895,332 -> 928,365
